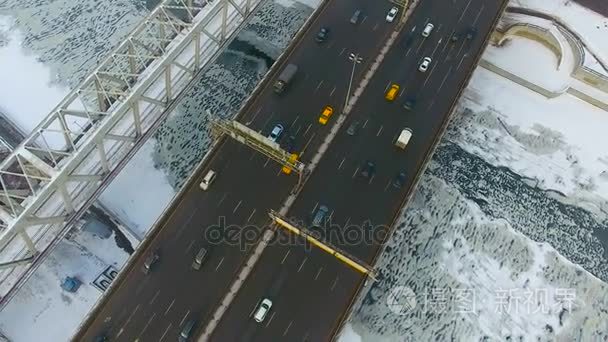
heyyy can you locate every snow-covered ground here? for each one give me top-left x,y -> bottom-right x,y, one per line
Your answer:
511,0 -> 608,74
340,0 -> 608,341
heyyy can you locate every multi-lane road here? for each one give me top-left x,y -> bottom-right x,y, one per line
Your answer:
77,0 -> 397,341
209,0 -> 508,341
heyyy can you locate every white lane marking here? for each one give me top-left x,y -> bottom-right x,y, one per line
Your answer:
311,202 -> 319,214
300,132 -> 316,155
372,23 -> 378,31
376,126 -> 383,136
264,157 -> 271,168
150,290 -> 161,305
283,321 -> 293,336
384,180 -> 391,191
245,107 -> 262,125
329,85 -> 336,97
328,210 -> 334,222
281,249 -> 290,264
303,123 -> 312,137
185,239 -> 195,254
458,0 -> 473,23
361,16 -> 367,25
164,299 -> 175,316
339,47 -> 345,56
415,39 -> 424,54
362,119 -> 368,128
344,217 -> 351,227
457,53 -> 468,70
140,312 -> 156,335
298,257 -> 307,272
215,257 -> 224,271
261,111 -> 276,131
352,167 -> 359,178
217,193 -> 228,208
437,66 -> 453,92
427,98 -> 436,111
266,311 -> 276,327
289,115 -> 300,130
405,47 -> 412,56
160,323 -> 172,341
369,174 -> 375,185
179,310 -> 190,327
233,200 -> 242,213
423,62 -> 439,88
135,280 -> 146,295
314,267 -> 323,280
118,304 -> 140,336
331,277 -> 339,291
431,38 -> 443,56
383,81 -> 391,92
315,80 -> 324,92
247,209 -> 256,223
473,4 -> 485,25
398,87 -> 405,97
338,158 -> 345,170
293,124 -> 302,136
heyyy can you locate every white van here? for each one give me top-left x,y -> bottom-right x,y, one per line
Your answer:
199,170 -> 216,190
395,128 -> 412,149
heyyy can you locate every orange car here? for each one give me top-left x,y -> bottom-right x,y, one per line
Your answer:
282,153 -> 299,174
318,106 -> 334,125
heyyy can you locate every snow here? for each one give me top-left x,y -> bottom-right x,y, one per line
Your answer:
98,140 -> 176,239
274,0 -> 322,9
337,323 -> 362,342
0,17 -> 69,133
485,36 -> 570,92
459,67 -> 608,209
511,0 -> 608,71
0,229 -> 128,342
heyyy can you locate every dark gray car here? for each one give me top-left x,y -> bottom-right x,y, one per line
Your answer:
179,319 -> 196,342
312,205 -> 329,227
350,10 -> 362,24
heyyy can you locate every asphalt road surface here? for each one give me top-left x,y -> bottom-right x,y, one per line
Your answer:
76,0 -> 395,340
210,0 -> 508,341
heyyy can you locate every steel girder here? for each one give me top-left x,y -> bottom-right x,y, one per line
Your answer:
0,0 -> 263,302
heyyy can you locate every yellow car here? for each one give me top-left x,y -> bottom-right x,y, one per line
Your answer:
385,84 -> 400,101
318,106 -> 334,125
282,153 -> 299,174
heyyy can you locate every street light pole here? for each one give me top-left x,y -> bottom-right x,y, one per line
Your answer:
345,52 -> 363,111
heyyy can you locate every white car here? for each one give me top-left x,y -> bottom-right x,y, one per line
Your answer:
268,124 -> 284,142
418,57 -> 432,72
253,298 -> 273,323
422,22 -> 434,37
386,7 -> 398,22
199,170 -> 216,190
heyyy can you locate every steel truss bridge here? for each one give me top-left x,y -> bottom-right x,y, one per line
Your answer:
0,0 -> 265,306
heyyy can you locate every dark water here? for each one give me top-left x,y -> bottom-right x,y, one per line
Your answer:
430,141 -> 608,282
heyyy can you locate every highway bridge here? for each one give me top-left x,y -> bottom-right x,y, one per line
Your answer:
67,0 -> 507,341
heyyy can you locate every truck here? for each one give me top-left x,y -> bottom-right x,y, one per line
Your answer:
395,128 -> 413,149
273,64 -> 298,94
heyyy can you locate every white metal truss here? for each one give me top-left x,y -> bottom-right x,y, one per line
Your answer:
0,0 -> 264,303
